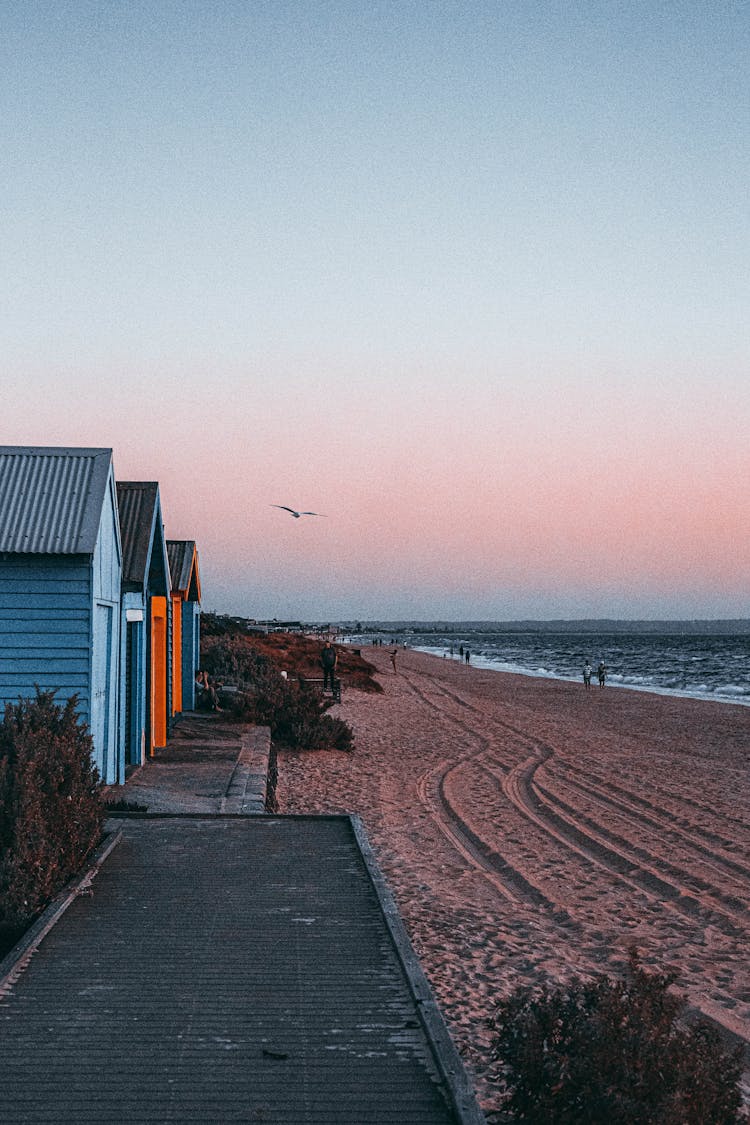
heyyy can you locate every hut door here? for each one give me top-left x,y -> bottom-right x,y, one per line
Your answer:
171,595 -> 182,715
150,597 -> 168,750
125,620 -> 143,767
91,603 -> 113,781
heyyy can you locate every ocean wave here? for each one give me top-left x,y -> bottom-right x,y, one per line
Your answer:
407,642 -> 750,707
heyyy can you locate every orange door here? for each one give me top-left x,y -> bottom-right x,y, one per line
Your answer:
150,596 -> 168,751
171,594 -> 183,715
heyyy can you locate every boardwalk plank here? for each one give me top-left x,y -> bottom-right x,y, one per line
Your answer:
0,816 -> 482,1124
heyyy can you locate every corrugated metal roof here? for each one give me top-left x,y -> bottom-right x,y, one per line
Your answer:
167,538 -> 200,600
116,482 -> 160,586
0,446 -> 113,554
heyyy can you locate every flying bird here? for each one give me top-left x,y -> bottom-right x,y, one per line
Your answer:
271,505 -> 326,519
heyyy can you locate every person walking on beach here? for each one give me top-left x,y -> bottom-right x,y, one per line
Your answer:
597,661 -> 607,688
583,660 -> 592,689
465,649 -> 471,665
321,640 -> 337,692
390,648 -> 398,673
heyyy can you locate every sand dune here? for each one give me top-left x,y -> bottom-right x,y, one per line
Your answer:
277,646 -> 750,1118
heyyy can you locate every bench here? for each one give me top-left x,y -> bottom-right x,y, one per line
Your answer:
298,675 -> 342,704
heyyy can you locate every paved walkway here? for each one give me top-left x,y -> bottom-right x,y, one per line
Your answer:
0,816 -> 477,1123
114,713 -> 271,814
0,715 -> 484,1123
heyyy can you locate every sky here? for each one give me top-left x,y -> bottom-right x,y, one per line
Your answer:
1,1 -> 748,621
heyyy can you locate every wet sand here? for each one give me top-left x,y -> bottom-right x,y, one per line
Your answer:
277,646 -> 750,1118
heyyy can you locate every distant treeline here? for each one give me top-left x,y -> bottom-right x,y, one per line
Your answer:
338,619 -> 750,636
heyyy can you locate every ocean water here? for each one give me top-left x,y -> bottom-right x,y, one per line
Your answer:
350,630 -> 750,707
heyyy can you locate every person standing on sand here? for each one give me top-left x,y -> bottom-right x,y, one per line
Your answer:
465,649 -> 470,665
390,649 -> 398,673
583,660 -> 592,689
321,641 -> 337,692
597,661 -> 607,688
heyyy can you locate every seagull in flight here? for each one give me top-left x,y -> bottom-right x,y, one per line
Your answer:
271,505 -> 326,519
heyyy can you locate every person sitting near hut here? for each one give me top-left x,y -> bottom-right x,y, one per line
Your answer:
321,640 -> 338,692
195,669 -> 222,712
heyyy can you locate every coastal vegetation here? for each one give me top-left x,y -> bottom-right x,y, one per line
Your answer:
200,614 -> 377,751
0,691 -> 103,958
201,614 -> 383,691
489,949 -> 746,1123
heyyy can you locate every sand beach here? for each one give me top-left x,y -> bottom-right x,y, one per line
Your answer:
277,645 -> 750,1118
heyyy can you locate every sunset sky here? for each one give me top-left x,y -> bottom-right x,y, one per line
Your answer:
2,1 -> 748,620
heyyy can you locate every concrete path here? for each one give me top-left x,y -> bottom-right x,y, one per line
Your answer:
1,714 -> 484,1123
114,713 -> 271,814
0,816 -> 480,1123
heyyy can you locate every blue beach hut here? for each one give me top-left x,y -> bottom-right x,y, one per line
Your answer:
116,482 -> 171,765
0,447 -> 122,784
166,541 -> 201,713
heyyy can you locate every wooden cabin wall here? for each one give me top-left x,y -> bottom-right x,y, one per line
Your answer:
119,595 -> 147,771
171,594 -> 183,715
149,596 -> 169,750
90,471 -> 123,784
0,553 -> 92,716
181,602 -> 200,710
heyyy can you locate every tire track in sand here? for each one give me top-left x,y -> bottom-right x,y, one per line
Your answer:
411,670 -> 748,935
399,665 -> 750,1048
404,670 -> 746,945
542,765 -> 750,909
557,761 -> 750,881
402,671 -> 582,928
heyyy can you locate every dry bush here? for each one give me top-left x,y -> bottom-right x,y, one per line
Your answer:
201,638 -> 354,751
0,691 -> 103,944
489,949 -> 745,1124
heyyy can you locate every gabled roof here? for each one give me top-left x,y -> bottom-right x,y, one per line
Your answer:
0,447 -> 113,555
166,540 -> 201,602
117,482 -> 170,595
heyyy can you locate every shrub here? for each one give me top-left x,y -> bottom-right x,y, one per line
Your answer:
232,674 -> 353,751
488,949 -> 745,1124
0,691 -> 104,937
201,637 -> 254,683
201,638 -> 355,751
315,714 -> 355,752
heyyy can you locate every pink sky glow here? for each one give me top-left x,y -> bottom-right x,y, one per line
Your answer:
2,5 -> 748,620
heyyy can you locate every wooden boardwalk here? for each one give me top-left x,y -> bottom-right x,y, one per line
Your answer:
0,815 -> 483,1123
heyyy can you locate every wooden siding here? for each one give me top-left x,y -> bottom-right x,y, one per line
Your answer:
171,594 -> 183,715
149,596 -> 168,751
92,471 -> 122,603
119,594 -> 147,770
90,466 -> 122,784
181,602 -> 200,709
0,451 -> 123,786
0,556 -> 92,714
167,596 -> 173,723
116,481 -> 171,775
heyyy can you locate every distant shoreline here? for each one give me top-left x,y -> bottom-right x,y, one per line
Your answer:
338,618 -> 750,636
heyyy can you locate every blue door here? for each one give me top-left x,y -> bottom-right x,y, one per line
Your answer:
91,603 -> 113,780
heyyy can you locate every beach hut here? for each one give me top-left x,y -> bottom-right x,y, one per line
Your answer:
116,483 -> 172,762
166,540 -> 201,713
0,447 -> 122,783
